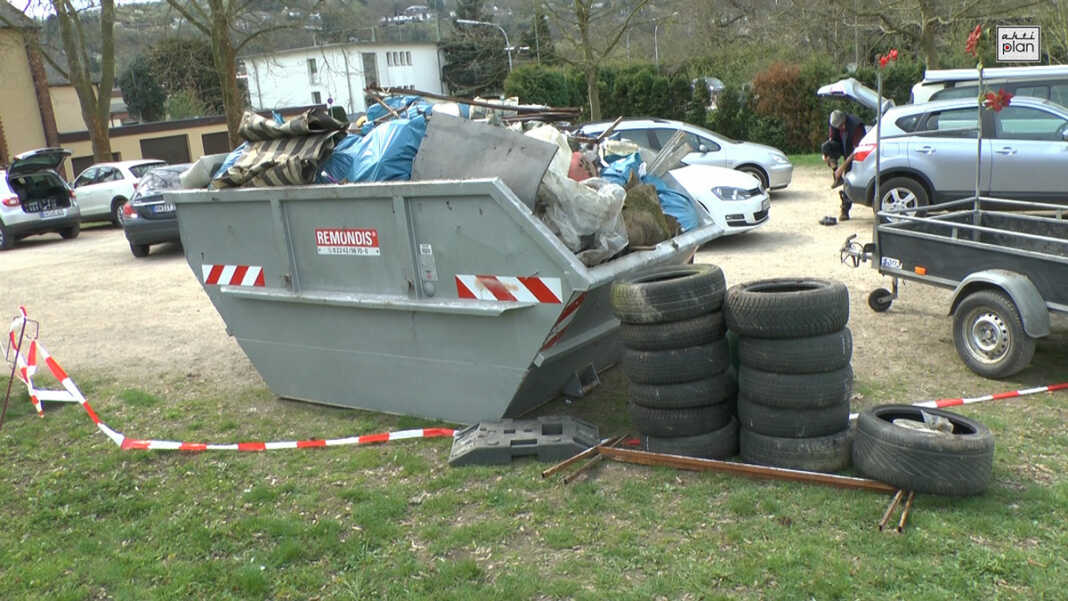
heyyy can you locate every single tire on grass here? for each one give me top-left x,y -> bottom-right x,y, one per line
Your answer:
736,393 -> 849,438
628,400 -> 734,437
740,427 -> 851,473
641,416 -> 739,459
852,404 -> 994,497
737,364 -> 853,409
622,340 -> 730,385
611,263 -> 726,324
737,328 -> 852,374
724,278 -> 849,338
628,371 -> 736,409
620,311 -> 725,351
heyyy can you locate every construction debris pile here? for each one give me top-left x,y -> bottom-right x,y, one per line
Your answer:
204,89 -> 707,266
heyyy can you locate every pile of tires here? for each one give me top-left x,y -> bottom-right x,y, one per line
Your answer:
725,278 -> 853,472
852,404 -> 994,496
611,263 -> 738,459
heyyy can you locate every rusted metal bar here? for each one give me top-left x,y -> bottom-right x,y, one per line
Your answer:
372,95 -> 401,120
896,491 -> 916,533
878,490 -> 905,530
0,315 -> 28,430
561,435 -> 626,484
597,446 -> 898,494
541,435 -> 623,479
594,116 -> 625,143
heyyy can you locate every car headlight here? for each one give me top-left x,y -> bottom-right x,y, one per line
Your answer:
770,154 -> 790,164
712,186 -> 754,200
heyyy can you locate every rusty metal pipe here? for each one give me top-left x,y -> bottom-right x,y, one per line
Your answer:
878,490 -> 905,530
0,317 -> 28,430
541,435 -> 624,479
597,446 -> 898,494
897,491 -> 916,533
561,436 -> 626,484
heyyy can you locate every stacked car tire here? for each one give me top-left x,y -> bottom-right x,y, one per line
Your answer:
725,278 -> 853,472
611,263 -> 738,459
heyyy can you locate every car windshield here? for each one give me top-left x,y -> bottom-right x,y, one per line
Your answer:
137,166 -> 187,196
130,162 -> 165,178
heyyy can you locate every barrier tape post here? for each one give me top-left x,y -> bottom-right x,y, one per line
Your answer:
0,308 -> 29,430
6,306 -> 455,453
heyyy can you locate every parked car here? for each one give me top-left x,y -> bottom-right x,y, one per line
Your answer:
1,148 -> 81,251
72,159 -> 165,224
841,96 -> 1068,212
121,163 -> 191,257
911,64 -> 1068,105
669,164 -> 769,235
575,118 -> 793,191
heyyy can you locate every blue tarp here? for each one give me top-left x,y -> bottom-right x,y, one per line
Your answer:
319,114 -> 428,183
600,153 -> 699,231
362,95 -> 434,135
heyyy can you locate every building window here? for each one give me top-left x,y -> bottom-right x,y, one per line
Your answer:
307,58 -> 319,83
405,51 -> 412,66
387,52 -> 394,66
312,91 -> 322,104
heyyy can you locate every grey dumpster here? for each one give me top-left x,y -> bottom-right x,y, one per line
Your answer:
171,178 -> 723,424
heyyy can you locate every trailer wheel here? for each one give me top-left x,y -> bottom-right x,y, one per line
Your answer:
852,404 -> 993,496
868,288 -> 893,312
953,289 -> 1035,378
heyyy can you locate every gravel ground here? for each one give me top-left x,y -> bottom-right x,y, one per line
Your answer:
1,165 -> 1064,406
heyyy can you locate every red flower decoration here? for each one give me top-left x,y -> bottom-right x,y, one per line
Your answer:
878,48 -> 899,69
879,55 -> 888,67
889,49 -> 899,60
984,88 -> 1013,112
965,24 -> 983,57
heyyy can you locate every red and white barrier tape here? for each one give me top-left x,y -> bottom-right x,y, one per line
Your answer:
5,309 -> 454,452
849,382 -> 1068,420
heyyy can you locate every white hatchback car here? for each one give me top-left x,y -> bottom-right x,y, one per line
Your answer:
669,164 -> 770,235
72,159 -> 166,223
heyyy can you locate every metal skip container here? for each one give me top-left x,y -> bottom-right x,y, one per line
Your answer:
171,128 -> 723,424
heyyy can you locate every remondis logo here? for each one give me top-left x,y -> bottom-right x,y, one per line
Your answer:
997,26 -> 1040,62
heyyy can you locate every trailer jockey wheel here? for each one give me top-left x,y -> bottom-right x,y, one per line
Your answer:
868,288 -> 894,312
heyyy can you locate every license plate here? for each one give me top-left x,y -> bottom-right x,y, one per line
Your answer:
154,202 -> 175,213
40,209 -> 66,219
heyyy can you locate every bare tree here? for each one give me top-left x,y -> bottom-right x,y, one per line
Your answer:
852,0 -> 1044,68
543,0 -> 652,120
2,0 -> 116,163
162,0 -> 291,147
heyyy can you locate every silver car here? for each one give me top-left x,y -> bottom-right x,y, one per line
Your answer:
842,96 -> 1068,212
576,118 -> 793,191
1,148 -> 81,251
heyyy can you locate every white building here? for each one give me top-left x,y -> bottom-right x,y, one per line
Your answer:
240,41 -> 445,116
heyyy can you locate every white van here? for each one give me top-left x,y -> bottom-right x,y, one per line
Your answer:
910,64 -> 1068,105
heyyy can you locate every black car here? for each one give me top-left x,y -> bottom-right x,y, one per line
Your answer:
121,163 -> 191,257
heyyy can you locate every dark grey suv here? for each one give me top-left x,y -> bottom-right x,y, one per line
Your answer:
1,148 -> 81,250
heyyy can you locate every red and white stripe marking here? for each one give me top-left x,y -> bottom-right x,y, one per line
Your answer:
455,274 -> 562,303
540,292 -> 587,351
201,264 -> 265,287
6,308 -> 454,452
849,382 -> 1068,420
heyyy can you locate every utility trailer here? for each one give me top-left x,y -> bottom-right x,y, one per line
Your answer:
842,197 -> 1068,378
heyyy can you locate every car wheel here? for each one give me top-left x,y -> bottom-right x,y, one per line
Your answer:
111,197 -> 128,225
59,223 -> 80,239
724,278 -> 849,338
953,289 -> 1035,378
610,263 -> 726,324
130,242 -> 150,258
0,220 -> 12,250
737,165 -> 768,191
875,177 -> 928,220
852,404 -> 994,496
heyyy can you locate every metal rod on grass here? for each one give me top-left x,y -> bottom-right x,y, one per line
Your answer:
541,435 -> 623,479
561,435 -> 626,484
878,489 -> 904,530
1,317 -> 28,430
897,491 -> 916,533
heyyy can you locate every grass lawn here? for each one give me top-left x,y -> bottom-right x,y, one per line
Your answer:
2,355 -> 1067,600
